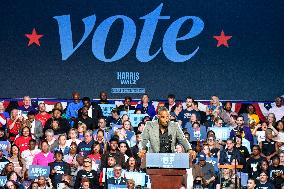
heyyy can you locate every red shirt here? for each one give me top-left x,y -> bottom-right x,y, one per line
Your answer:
7,119 -> 21,141
35,113 -> 51,127
14,136 -> 32,152
88,153 -> 101,162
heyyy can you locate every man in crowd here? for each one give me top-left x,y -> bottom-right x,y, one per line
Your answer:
66,92 -> 83,124
35,102 -> 51,127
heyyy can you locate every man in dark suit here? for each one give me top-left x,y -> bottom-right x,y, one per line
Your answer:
79,97 -> 103,129
107,164 -> 127,185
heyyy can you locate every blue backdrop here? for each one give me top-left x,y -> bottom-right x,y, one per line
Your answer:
1,0 -> 283,100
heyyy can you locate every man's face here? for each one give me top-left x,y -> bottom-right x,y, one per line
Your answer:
272,158 -> 280,166
252,147 -> 260,156
199,160 -> 206,166
226,141 -> 234,150
107,157 -> 116,167
266,131 -> 273,139
73,93 -> 80,103
158,110 -> 170,127
110,141 -> 118,151
236,117 -> 244,126
28,114 -> 35,123
84,133 -> 92,143
38,104 -> 46,112
186,98 -> 193,108
124,99 -> 131,106
113,167 -> 122,178
168,97 -> 175,105
100,92 -> 107,100
225,103 -> 232,111
259,173 -> 268,183
98,119 -> 106,129
23,97 -> 31,106
275,97 -> 282,107
55,153 -> 63,161
41,143 -> 49,153
53,110 -> 61,119
280,153 -> 284,162
83,100 -> 91,108
141,95 -> 149,103
119,143 -> 127,154
247,180 -> 256,189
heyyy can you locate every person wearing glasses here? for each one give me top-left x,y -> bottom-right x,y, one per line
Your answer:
107,164 -> 127,186
74,157 -> 99,189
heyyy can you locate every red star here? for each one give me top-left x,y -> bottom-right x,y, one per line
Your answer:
25,28 -> 43,46
213,30 -> 232,47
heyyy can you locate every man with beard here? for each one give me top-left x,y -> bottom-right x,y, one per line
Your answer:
75,107 -> 94,130
245,145 -> 265,179
140,107 -> 190,153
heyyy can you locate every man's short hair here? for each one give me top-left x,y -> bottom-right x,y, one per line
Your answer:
168,94 -> 175,99
82,97 -> 91,102
158,106 -> 169,114
113,164 -> 122,170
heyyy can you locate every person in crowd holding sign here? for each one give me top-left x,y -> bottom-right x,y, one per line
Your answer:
268,156 -> 284,188
106,108 -> 122,127
74,157 -> 99,189
107,164 -> 127,186
87,141 -> 102,171
93,118 -> 113,142
0,148 -> 9,162
136,94 -> 156,118
32,140 -> 54,166
8,145 -> 26,178
117,96 -> 135,113
49,151 -> 71,187
21,139 -> 41,170
140,107 -> 190,154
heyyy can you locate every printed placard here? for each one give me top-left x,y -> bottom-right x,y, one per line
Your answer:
0,141 -> 9,156
0,176 -> 7,186
99,104 -> 117,117
0,162 -> 8,172
208,127 -> 231,140
108,184 -> 127,189
28,165 -> 50,179
125,172 -> 146,186
129,114 -> 148,127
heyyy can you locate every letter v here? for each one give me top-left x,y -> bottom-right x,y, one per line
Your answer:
53,14 -> 96,60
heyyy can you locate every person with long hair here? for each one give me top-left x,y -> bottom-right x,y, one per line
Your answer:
8,145 -> 26,178
37,176 -> 53,189
118,141 -> 132,161
14,127 -> 32,153
0,162 -> 14,176
126,156 -> 140,172
87,141 -> 102,171
206,96 -> 221,116
63,142 -> 78,179
4,180 -> 19,189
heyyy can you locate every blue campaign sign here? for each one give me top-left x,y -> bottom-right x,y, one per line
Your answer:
125,172 -> 146,186
206,157 -> 219,173
99,104 -> 117,117
28,165 -> 50,179
112,124 -> 122,132
129,114 -> 148,127
0,162 -> 8,172
0,141 -> 9,156
0,176 -> 7,186
120,110 -> 135,116
208,127 -> 231,140
108,184 -> 127,189
146,153 -> 189,168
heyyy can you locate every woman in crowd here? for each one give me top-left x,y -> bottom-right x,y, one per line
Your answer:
54,134 -> 70,155
77,122 -> 87,141
126,156 -> 140,172
64,142 -> 79,179
66,128 -> 81,146
88,141 -> 102,171
1,162 -> 15,176
8,145 -> 26,178
44,129 -> 58,152
6,171 -> 24,189
170,103 -> 184,125
0,102 -> 9,129
206,96 -> 221,115
118,141 -> 132,161
136,94 -> 156,118
14,127 -> 32,153
37,176 -> 52,189
32,140 -> 54,166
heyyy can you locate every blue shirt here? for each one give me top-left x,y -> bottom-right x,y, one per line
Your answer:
66,101 -> 83,119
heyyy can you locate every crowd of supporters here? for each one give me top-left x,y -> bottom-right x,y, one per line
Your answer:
0,92 -> 283,189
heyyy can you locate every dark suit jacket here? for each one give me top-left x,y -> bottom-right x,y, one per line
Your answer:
78,102 -> 103,129
107,177 -> 127,185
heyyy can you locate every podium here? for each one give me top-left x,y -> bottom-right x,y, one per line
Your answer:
146,153 -> 189,189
